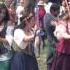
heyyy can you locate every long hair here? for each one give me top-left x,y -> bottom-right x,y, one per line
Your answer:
0,3 -> 10,37
0,3 -> 10,23
15,12 -> 34,30
24,0 -> 36,14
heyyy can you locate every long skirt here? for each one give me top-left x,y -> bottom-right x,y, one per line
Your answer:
10,52 -> 39,70
51,52 -> 70,70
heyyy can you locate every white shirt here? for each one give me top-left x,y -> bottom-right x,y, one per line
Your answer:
59,6 -> 65,16
16,5 -> 24,18
14,29 -> 25,46
54,24 -> 66,40
14,29 -> 28,49
0,26 -> 13,61
6,26 -> 14,46
16,5 -> 24,25
44,2 -> 52,14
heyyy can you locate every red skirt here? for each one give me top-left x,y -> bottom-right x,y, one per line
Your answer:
51,39 -> 70,70
51,53 -> 70,70
56,39 -> 70,54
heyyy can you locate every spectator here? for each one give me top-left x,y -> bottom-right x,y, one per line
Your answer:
0,3 -> 12,70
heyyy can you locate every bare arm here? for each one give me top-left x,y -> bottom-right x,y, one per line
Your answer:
62,33 -> 70,39
23,34 -> 34,42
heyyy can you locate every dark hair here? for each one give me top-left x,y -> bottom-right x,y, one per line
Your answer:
50,3 -> 60,13
15,21 -> 26,29
15,15 -> 28,29
15,12 -> 34,29
0,3 -> 10,23
0,3 -> 10,38
24,0 -> 36,14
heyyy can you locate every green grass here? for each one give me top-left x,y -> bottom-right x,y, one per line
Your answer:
37,40 -> 48,70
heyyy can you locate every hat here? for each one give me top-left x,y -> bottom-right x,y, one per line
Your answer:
37,1 -> 44,5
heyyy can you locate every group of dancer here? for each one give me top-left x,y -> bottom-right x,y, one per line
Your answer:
0,0 -> 70,70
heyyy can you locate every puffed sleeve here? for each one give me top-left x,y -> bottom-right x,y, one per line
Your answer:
54,24 -> 66,40
5,26 -> 14,46
14,29 -> 25,46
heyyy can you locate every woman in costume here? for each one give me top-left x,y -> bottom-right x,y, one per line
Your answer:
10,12 -> 39,70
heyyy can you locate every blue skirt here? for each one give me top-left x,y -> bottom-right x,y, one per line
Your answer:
10,52 -> 39,70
